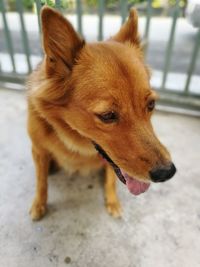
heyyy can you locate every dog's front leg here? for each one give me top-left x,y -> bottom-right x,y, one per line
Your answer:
105,164 -> 122,218
30,147 -> 50,221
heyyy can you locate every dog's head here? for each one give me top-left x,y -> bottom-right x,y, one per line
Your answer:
40,7 -> 176,194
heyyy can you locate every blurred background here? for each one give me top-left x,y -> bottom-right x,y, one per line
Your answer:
0,0 -> 200,113
0,1 -> 200,267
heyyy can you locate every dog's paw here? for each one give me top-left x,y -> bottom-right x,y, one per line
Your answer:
29,200 -> 47,221
106,200 -> 122,218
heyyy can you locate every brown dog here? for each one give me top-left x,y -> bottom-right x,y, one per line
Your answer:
27,6 -> 176,220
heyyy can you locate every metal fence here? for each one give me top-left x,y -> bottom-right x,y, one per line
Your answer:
0,0 -> 200,113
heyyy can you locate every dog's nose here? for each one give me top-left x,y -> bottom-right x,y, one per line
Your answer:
149,162 -> 176,182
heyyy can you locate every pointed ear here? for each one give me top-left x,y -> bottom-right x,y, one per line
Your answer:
111,8 -> 140,47
41,6 -> 85,74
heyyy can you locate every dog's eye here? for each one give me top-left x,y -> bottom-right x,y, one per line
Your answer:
96,111 -> 118,123
147,100 -> 155,112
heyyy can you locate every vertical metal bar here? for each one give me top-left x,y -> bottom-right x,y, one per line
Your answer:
143,0 -> 152,57
16,0 -> 32,73
34,0 -> 43,55
144,0 -> 152,41
184,28 -> 200,94
0,0 -> 16,72
120,0 -> 128,24
55,0 -> 61,11
76,0 -> 82,35
35,0 -> 42,34
98,0 -> 105,41
161,0 -> 180,90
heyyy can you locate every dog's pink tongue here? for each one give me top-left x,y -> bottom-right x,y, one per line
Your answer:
122,171 -> 150,195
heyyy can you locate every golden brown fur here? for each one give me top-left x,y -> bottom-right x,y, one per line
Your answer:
28,7 -> 172,220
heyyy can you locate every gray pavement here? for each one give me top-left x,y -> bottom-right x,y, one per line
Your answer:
0,88 -> 200,267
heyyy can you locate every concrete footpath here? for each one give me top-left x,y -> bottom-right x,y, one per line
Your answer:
0,88 -> 200,267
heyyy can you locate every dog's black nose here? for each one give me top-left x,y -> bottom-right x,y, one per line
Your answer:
149,162 -> 176,182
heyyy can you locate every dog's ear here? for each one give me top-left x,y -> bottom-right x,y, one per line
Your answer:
41,6 -> 85,75
111,8 -> 140,47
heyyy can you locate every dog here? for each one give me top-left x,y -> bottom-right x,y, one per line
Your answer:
27,6 -> 176,220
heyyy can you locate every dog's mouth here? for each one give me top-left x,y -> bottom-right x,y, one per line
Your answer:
93,142 -> 150,195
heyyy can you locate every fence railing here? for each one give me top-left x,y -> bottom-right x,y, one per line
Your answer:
0,0 -> 200,112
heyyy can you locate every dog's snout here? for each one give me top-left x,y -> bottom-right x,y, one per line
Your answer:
149,162 -> 176,183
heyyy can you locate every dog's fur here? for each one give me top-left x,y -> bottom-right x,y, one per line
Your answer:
28,7 -> 172,220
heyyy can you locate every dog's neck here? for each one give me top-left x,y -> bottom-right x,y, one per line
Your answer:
51,118 -> 97,157
29,74 -> 97,158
